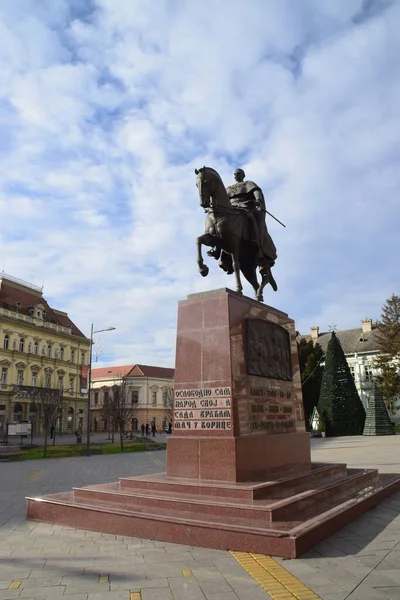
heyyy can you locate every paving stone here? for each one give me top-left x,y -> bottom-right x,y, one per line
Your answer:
19,585 -> 66,597
375,588 -> 400,599
140,589 -> 174,600
167,577 -> 206,599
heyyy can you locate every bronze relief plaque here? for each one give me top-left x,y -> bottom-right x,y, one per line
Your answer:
245,319 -> 292,381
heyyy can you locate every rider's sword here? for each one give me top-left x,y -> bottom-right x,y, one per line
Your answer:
264,209 -> 286,228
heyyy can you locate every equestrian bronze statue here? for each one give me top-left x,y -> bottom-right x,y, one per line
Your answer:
195,166 -> 279,302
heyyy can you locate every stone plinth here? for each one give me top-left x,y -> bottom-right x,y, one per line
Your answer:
25,289 -> 400,558
167,288 -> 310,481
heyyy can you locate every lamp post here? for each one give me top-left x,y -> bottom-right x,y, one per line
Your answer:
86,324 -> 116,455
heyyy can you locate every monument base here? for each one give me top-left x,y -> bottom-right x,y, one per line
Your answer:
26,463 -> 400,559
24,289 -> 400,557
167,432 -> 311,481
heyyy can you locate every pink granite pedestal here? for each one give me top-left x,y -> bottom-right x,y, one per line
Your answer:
26,289 -> 400,558
167,288 -> 310,481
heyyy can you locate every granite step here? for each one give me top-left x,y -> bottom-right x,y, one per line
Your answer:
120,462 -> 348,501
72,468 -> 377,523
26,472 -> 400,559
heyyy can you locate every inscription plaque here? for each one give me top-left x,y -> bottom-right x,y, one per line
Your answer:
246,319 -> 292,381
173,387 -> 232,431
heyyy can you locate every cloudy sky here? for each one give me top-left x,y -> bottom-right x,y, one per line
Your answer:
0,0 -> 398,367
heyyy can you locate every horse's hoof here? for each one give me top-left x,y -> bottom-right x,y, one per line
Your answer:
236,289 -> 243,295
199,265 -> 209,277
256,295 -> 263,303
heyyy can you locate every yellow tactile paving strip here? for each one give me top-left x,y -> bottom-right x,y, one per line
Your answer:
231,552 -> 321,600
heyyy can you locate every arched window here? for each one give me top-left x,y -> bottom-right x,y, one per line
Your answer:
3,335 -> 9,350
19,338 -> 24,352
34,341 -> 38,355
47,344 -> 51,358
81,352 -> 85,365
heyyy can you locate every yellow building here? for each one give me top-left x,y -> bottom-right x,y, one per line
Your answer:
0,273 -> 90,436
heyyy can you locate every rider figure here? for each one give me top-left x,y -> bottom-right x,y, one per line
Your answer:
226,168 -> 264,258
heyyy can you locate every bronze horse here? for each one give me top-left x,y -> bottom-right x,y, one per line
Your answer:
195,166 -> 277,302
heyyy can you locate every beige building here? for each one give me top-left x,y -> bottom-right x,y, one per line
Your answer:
91,364 -> 174,433
0,273 -> 90,436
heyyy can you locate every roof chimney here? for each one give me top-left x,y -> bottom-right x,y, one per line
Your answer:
310,326 -> 319,340
361,318 -> 372,333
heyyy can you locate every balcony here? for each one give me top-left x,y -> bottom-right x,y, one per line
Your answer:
0,307 -> 72,335
13,385 -> 61,401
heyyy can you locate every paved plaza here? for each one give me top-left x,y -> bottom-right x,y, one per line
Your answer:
1,436 -> 400,599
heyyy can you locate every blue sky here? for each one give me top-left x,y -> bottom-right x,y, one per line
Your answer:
0,0 -> 399,366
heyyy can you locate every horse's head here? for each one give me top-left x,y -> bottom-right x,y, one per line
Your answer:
195,166 -> 214,209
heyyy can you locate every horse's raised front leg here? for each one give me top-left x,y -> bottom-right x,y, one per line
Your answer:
196,234 -> 210,277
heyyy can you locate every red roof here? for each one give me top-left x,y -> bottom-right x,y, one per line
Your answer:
127,364 -> 175,378
91,365 -> 135,379
0,277 -> 87,339
91,364 -> 175,380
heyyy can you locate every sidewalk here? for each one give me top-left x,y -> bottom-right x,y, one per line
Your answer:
275,435 -> 400,599
1,436 -> 400,599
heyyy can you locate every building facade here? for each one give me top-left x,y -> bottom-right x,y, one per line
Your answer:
0,273 -> 90,437
91,364 -> 174,433
300,318 -> 400,420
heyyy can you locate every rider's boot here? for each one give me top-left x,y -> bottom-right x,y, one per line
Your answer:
207,247 -> 220,259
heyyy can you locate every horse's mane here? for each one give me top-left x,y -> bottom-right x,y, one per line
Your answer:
204,166 -> 224,186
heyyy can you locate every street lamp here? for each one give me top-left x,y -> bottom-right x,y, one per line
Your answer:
86,323 -> 116,454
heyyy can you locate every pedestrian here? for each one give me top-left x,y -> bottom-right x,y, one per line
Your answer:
168,422 -> 172,434
145,423 -> 149,436
50,424 -> 55,439
151,423 -> 156,437
141,423 -> 145,436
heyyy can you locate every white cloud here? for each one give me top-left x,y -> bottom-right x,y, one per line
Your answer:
0,0 -> 399,366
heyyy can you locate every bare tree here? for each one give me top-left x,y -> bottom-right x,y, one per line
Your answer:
99,386 -> 115,442
109,380 -> 137,452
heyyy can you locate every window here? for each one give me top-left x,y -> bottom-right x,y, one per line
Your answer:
94,392 -> 99,406
17,370 -> 24,386
34,341 -> 38,355
365,365 -> 373,381
69,376 -> 74,393
58,375 -> 64,391
1,368 -> 8,384
349,366 -> 355,379
19,338 -> 24,352
81,352 -> 85,365
45,372 -> 51,388
71,350 -> 75,363
131,390 -> 139,405
32,372 -> 38,387
47,344 -> 52,358
151,390 -> 157,406
162,390 -> 168,407
3,335 -> 9,350
60,347 -> 64,360
104,390 -> 109,404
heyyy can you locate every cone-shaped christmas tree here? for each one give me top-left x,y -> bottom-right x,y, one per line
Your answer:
363,383 -> 395,436
318,332 -> 366,436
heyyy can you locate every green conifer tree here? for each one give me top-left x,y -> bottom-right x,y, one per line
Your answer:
318,332 -> 365,436
374,294 -> 400,414
298,338 -> 324,426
